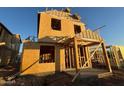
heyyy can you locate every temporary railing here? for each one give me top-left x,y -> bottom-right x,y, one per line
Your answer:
75,29 -> 102,42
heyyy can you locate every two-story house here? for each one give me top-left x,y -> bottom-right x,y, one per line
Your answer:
0,23 -> 21,66
20,8 -> 112,75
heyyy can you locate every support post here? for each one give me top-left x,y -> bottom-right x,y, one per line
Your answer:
73,37 -> 80,73
101,42 -> 112,72
87,47 -> 92,68
84,46 -> 89,67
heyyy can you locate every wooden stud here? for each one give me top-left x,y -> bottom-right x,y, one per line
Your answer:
70,46 -> 74,68
109,47 -> 114,64
101,42 -> 112,72
84,46 -> 88,67
89,31 -> 92,39
81,47 -> 84,67
94,32 -> 97,40
87,47 -> 92,68
68,47 -> 72,68
80,46 -> 84,66
73,37 -> 80,72
78,46 -> 82,67
65,47 -> 68,68
67,47 -> 69,68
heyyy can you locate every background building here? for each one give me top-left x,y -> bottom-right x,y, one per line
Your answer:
0,23 -> 21,66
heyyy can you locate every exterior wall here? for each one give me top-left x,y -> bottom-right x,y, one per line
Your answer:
20,11 -> 99,75
38,12 -> 86,43
21,11 -> 88,75
20,42 -> 65,75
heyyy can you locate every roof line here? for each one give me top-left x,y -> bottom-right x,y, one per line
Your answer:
0,22 -> 13,35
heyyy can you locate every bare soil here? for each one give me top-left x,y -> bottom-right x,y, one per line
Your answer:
1,65 -> 124,86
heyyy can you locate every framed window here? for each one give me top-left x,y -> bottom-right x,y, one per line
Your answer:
39,46 -> 55,63
74,25 -> 81,34
51,18 -> 61,31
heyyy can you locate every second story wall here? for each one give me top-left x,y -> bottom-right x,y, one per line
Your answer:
37,10 -> 86,43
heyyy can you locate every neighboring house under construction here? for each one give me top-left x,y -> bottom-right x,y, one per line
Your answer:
0,23 -> 21,66
20,9 -> 112,75
92,45 -> 124,69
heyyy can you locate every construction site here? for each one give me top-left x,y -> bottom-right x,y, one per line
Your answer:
1,8 -> 124,86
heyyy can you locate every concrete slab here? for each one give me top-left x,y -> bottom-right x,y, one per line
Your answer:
66,68 -> 109,79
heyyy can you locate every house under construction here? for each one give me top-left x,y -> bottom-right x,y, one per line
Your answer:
0,23 -> 21,66
20,8 -> 112,75
92,45 -> 124,69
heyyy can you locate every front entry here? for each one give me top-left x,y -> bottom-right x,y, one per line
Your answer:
65,46 -> 87,70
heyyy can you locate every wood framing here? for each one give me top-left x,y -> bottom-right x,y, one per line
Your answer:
73,37 -> 80,72
20,9 -> 112,76
0,42 -> 5,46
112,46 -> 120,68
101,43 -> 112,72
0,23 -> 21,66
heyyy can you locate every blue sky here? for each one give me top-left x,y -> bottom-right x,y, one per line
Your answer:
0,7 -> 124,48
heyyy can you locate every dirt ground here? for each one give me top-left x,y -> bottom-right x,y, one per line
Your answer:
1,65 -> 124,86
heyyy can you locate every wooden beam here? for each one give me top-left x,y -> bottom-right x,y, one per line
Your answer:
73,37 -> 80,72
77,37 -> 101,43
98,72 -> 113,78
85,42 -> 100,46
101,42 -> 112,72
0,42 -> 5,46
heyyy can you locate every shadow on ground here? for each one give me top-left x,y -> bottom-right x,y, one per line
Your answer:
1,66 -> 124,86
